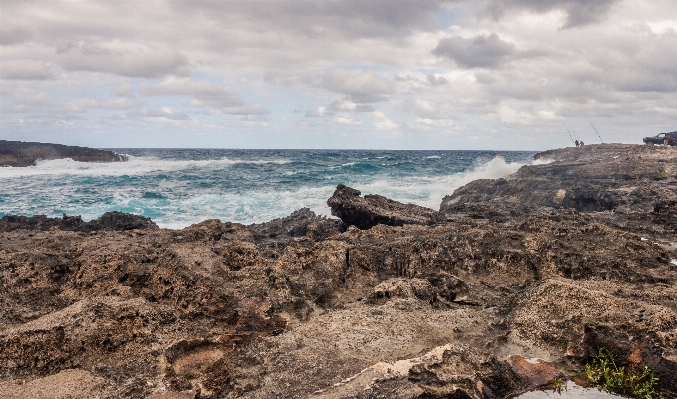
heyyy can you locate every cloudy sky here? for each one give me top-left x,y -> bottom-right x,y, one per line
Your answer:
1,0 -> 676,150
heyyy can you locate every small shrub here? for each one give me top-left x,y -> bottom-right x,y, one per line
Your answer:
585,347 -> 664,399
552,378 -> 566,394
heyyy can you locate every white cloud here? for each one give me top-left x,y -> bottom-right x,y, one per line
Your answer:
328,99 -> 375,112
1,0 -> 676,148
333,115 -> 362,126
305,107 -> 329,117
497,105 -> 534,125
57,42 -> 190,78
63,98 -> 141,113
322,69 -> 394,102
142,78 -> 269,115
375,118 -> 398,129
114,83 -> 136,98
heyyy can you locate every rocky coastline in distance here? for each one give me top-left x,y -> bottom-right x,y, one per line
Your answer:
1,144 -> 677,399
0,140 -> 127,167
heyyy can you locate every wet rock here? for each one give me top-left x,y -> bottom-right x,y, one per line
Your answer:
328,184 -> 446,229
507,356 -> 564,389
570,325 -> 677,393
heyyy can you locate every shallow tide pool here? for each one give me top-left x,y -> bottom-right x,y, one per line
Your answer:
516,381 -> 621,398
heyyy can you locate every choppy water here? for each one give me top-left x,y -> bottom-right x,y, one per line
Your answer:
0,149 -> 538,228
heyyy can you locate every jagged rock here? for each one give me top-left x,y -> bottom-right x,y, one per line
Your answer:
314,344 -> 521,399
369,278 -> 435,303
441,144 -> 677,219
1,145 -> 677,398
328,184 -> 445,229
248,208 -> 344,248
0,211 -> 157,233
87,211 -> 158,231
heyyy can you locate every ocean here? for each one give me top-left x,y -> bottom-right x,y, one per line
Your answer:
0,149 -> 538,228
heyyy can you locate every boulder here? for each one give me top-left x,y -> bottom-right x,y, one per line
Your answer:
327,184 -> 445,229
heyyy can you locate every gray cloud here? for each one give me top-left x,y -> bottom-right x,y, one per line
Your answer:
142,79 -> 243,107
322,69 -> 394,103
63,98 -> 142,113
0,27 -> 34,46
57,42 -> 190,78
486,0 -> 621,28
0,60 -> 55,80
169,0 -> 443,40
427,74 -> 449,86
102,107 -> 191,121
305,107 -> 332,118
142,79 -> 269,115
433,33 -> 517,68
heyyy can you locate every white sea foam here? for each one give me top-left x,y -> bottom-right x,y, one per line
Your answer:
355,156 -> 524,210
426,155 -> 441,159
0,154 -> 532,229
0,156 -> 290,177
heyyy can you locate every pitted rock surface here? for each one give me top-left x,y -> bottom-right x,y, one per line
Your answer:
1,144 -> 677,398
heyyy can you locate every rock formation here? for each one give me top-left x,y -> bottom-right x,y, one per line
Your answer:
0,140 -> 127,167
0,211 -> 158,233
328,184 -> 446,229
1,144 -> 676,398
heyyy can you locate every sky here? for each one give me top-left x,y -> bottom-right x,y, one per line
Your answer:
0,0 -> 676,150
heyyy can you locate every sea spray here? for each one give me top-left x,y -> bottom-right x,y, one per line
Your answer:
0,149 -> 536,228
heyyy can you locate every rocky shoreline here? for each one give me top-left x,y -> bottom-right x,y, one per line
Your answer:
1,144 -> 676,398
0,140 -> 127,167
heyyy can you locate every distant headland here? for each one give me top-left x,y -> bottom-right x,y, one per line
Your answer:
0,140 -> 127,167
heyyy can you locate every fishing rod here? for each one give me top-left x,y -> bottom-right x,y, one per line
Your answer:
562,122 -> 575,144
588,120 -> 603,143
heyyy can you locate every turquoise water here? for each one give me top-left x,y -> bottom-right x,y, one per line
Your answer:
0,149 -> 536,228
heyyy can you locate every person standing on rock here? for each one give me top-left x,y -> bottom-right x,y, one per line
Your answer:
575,139 -> 579,147
580,141 -> 585,146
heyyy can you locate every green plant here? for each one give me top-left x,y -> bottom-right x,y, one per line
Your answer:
552,378 -> 566,394
585,347 -> 664,399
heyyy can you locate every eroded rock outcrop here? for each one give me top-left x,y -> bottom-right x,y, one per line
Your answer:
0,211 -> 158,233
441,144 -> 677,220
328,184 -> 445,229
1,144 -> 677,398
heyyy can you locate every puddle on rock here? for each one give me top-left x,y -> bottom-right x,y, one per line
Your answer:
516,381 -> 622,398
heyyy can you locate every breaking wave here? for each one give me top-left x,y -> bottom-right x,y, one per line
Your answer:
0,150 -> 536,228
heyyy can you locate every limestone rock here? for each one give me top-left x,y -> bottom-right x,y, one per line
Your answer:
328,184 -> 445,229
